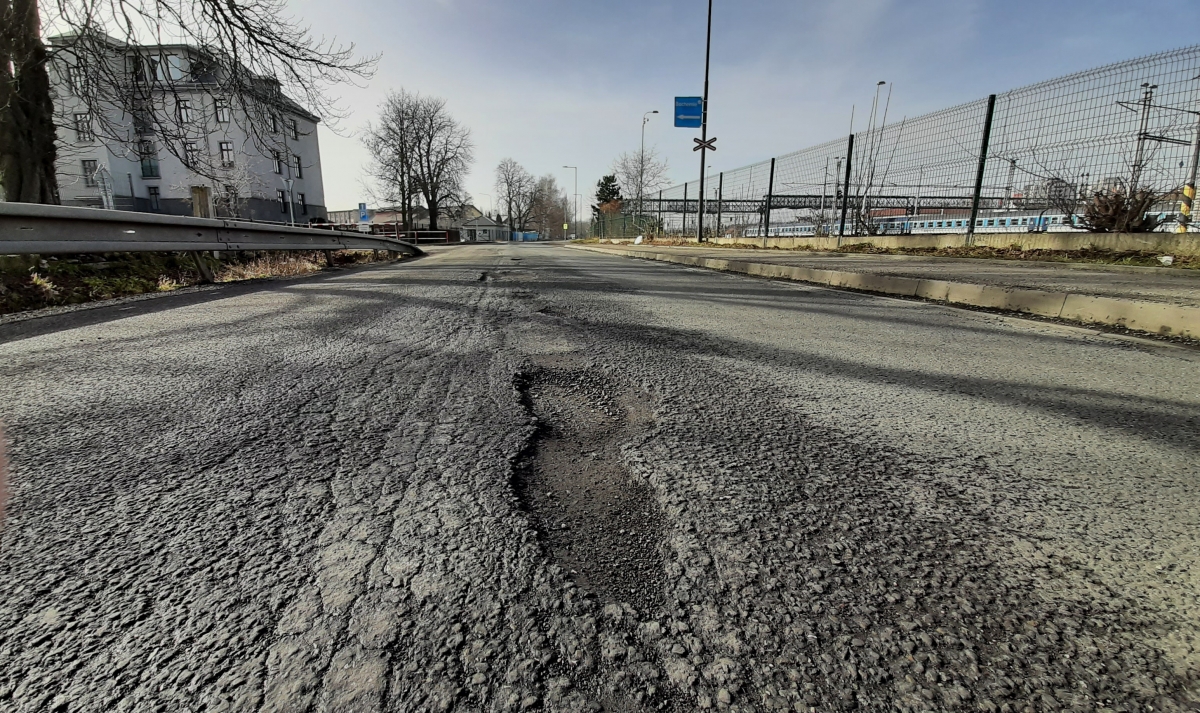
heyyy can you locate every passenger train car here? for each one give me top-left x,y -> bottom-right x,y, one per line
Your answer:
741,210 -> 1175,237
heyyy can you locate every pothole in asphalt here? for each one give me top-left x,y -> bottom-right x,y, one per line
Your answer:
513,359 -> 666,615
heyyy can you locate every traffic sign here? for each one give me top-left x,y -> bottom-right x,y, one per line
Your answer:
358,202 -> 369,223
674,97 -> 702,128
693,137 -> 717,152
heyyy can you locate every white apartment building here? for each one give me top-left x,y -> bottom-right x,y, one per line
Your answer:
48,34 -> 327,222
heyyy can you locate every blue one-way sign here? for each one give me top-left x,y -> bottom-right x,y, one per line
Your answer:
674,97 -> 703,128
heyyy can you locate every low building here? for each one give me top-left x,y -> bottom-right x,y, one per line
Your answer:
459,215 -> 511,242
48,33 -> 327,222
329,204 -> 485,232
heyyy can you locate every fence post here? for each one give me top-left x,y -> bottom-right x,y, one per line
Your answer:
683,183 -> 689,239
838,134 -> 854,245
657,189 -> 663,236
717,172 -> 724,239
764,158 -> 776,246
1178,110 -> 1200,232
967,94 -> 997,246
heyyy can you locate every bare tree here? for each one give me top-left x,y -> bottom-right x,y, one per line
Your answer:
364,90 -> 422,230
364,90 -> 472,231
611,147 -> 669,216
494,158 -> 535,231
408,95 -> 472,231
1,0 -> 374,202
529,174 -> 568,239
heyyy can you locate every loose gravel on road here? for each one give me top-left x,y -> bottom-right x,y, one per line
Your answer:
1,244 -> 1198,713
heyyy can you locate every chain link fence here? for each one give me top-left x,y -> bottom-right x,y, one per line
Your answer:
643,45 -> 1200,239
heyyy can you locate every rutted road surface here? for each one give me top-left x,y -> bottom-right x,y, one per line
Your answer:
1,243 -> 1198,713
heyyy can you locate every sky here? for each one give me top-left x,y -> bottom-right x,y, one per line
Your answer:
287,0 -> 1187,215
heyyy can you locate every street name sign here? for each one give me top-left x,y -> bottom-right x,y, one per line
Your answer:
674,97 -> 703,128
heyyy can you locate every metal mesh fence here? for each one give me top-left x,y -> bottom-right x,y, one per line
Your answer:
646,44 -> 1200,238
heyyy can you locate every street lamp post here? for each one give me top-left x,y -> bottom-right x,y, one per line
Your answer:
284,178 -> 295,226
478,193 -> 494,217
562,166 -> 577,240
574,193 -> 582,237
639,110 -> 659,221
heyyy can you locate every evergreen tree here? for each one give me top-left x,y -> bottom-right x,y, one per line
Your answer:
592,174 -> 623,221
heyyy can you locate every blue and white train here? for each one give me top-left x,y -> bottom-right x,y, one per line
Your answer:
742,210 -> 1175,237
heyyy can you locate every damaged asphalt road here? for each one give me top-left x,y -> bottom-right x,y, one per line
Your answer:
1,243 -> 1199,712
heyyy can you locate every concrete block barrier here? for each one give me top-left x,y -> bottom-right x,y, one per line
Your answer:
568,244 -> 1200,339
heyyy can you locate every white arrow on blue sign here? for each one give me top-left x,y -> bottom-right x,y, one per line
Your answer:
674,97 -> 703,128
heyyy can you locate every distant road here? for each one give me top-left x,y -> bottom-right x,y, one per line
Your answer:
1,244 -> 1197,711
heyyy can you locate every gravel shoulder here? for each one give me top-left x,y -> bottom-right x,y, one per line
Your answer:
0,243 -> 1197,712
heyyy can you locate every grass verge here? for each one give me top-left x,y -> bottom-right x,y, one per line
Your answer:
0,250 -> 397,316
587,237 -> 1198,269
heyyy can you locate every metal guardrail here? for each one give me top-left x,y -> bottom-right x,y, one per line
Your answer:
0,202 -> 423,257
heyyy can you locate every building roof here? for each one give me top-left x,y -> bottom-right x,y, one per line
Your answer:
460,216 -> 505,228
47,32 -> 321,123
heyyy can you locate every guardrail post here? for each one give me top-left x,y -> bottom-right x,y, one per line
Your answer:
324,250 -> 336,267
189,251 -> 215,283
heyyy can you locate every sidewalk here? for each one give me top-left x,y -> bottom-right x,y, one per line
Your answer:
568,243 -> 1200,339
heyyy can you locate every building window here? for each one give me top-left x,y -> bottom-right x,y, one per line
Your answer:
132,100 -> 153,135
178,99 -> 193,124
74,113 -> 93,142
292,154 -> 302,178
139,141 -> 159,178
219,141 -> 234,167
270,115 -> 279,133
298,193 -> 307,215
148,186 -> 160,210
82,159 -> 98,187
126,55 -> 145,81
289,118 -> 299,140
272,150 -> 282,174
183,141 -> 200,169
215,98 -> 230,123
278,189 -> 287,213
65,65 -> 82,93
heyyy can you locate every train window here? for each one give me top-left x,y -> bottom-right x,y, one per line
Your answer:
1020,218 -> 1028,225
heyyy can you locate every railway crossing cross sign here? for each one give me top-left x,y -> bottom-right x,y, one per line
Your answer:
693,136 -> 717,152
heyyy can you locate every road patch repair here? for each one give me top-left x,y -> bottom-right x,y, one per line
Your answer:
568,244 -> 1200,340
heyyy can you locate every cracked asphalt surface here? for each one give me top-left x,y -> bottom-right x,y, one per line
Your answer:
1,243 -> 1198,713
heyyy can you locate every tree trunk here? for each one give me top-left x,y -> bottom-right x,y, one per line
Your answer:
427,198 -> 439,231
0,0 -> 60,203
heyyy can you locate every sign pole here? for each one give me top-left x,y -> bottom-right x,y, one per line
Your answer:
697,0 -> 714,242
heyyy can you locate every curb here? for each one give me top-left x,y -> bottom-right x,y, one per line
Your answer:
566,244 -> 1200,339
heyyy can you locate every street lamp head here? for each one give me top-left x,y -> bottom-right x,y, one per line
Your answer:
877,81 -> 886,85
